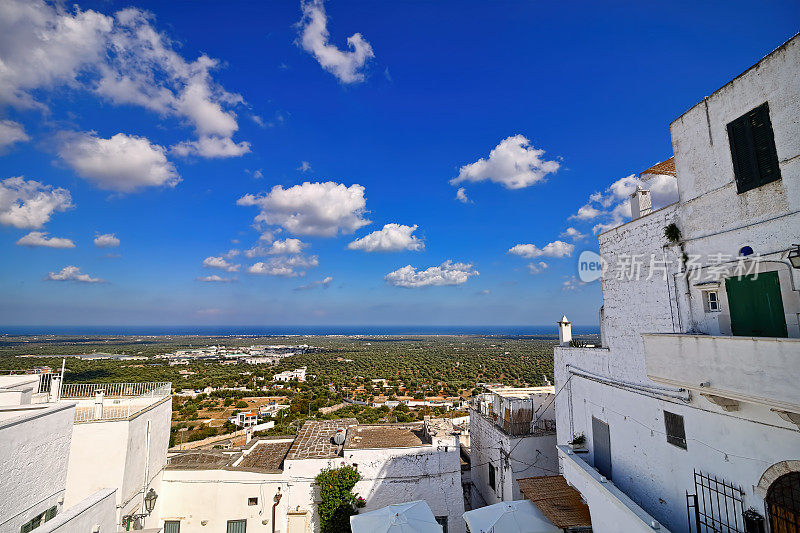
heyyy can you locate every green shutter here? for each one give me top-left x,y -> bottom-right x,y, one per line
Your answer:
727,103 -> 781,194
44,507 -> 57,521
164,521 -> 181,533
726,271 -> 787,337
227,519 -> 247,533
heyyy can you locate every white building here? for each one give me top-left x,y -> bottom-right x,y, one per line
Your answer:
0,372 -> 170,532
273,367 -> 307,383
554,34 -> 800,533
468,387 -> 558,509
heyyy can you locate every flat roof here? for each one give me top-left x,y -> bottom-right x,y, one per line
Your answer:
345,424 -> 426,449
286,418 -> 358,460
166,437 -> 293,473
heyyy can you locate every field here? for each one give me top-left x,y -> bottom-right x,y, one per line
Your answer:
0,333 -> 597,444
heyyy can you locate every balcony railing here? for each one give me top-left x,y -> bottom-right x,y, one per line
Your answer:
65,382 -> 171,423
471,403 -> 556,436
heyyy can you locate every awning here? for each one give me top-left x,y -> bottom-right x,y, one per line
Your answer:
463,500 -> 560,533
517,475 -> 592,529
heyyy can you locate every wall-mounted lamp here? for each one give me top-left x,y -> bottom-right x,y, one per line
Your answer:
788,245 -> 800,269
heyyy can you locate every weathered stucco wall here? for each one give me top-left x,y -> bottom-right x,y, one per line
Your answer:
0,403 -> 74,533
39,488 -> 117,533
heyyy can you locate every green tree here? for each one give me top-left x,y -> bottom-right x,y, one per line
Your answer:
315,466 -> 361,533
235,400 -> 248,408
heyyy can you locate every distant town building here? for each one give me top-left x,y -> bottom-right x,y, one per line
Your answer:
273,366 -> 307,382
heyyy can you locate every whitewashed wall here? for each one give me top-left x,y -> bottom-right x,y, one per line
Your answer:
0,403 -> 74,533
39,488 -> 117,533
159,469 -> 288,533
284,438 -> 465,533
469,410 -> 557,507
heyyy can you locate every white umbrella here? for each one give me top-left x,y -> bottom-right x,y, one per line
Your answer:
463,500 -> 560,533
350,500 -> 443,533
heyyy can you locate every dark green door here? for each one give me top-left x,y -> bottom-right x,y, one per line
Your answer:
227,519 -> 247,533
725,271 -> 787,337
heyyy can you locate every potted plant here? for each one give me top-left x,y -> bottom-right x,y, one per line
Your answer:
743,508 -> 765,533
355,496 -> 367,508
570,432 -> 587,451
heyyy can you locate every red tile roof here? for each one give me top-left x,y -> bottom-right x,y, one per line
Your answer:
640,156 -> 676,176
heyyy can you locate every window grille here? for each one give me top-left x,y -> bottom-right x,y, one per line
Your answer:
686,470 -> 744,533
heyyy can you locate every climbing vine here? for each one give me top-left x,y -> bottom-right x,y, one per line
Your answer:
315,465 -> 362,533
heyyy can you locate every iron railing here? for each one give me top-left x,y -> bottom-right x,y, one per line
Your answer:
61,382 -> 171,399
686,469 -> 745,533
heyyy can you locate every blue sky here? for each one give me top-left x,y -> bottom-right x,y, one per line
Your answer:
0,0 -> 797,327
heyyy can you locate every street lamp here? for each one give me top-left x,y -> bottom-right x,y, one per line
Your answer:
788,245 -> 800,269
144,488 -> 158,515
122,489 -> 158,530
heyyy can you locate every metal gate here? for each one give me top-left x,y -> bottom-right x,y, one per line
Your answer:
686,470 -> 745,533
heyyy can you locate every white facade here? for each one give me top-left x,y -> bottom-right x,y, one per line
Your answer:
273,367 -> 307,382
554,34 -> 800,533
468,388 -> 558,508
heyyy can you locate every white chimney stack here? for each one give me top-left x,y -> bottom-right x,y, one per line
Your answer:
94,389 -> 105,419
558,315 -> 572,346
630,185 -> 652,220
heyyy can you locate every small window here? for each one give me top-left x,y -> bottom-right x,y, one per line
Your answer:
164,521 -> 181,533
703,291 -> 720,312
664,411 -> 687,449
435,516 -> 449,533
227,519 -> 247,533
727,103 -> 781,194
488,463 -> 496,491
248,497 -> 258,506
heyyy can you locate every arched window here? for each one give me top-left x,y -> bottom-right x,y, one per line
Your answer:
766,471 -> 800,533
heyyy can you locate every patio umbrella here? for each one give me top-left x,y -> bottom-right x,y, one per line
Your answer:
350,500 -> 443,533
463,500 -> 561,533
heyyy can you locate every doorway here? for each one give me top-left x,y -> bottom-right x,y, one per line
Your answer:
725,271 -> 787,337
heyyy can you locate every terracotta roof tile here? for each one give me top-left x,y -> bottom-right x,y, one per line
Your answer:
640,156 -> 676,177
286,418 -> 358,460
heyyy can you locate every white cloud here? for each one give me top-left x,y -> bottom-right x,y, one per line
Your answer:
450,135 -> 560,190
528,261 -> 548,275
562,276 -> 587,291
247,254 -> 319,277
58,132 -> 179,192
45,265 -> 103,283
252,170 -> 263,180
477,289 -> 490,295
0,1 -> 247,154
572,172 -> 678,233
508,240 -> 574,259
298,161 -> 312,172
297,0 -> 374,83
455,187 -> 470,203
94,233 -> 120,248
171,136 -> 250,158
0,177 -> 73,229
347,224 -> 424,253
238,181 -> 370,237
245,238 -> 309,258
196,274 -> 236,282
560,227 -> 585,240
16,231 -> 75,248
297,276 -> 333,290
224,249 -> 240,259
571,204 -> 602,221
0,120 -> 30,149
202,256 -> 240,272
385,260 -> 479,288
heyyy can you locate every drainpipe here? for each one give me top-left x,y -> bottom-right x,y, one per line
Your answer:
141,420 -> 151,526
272,488 -> 282,533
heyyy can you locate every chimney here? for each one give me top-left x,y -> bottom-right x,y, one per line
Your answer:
50,375 -> 61,402
630,185 -> 652,220
558,316 -> 572,347
94,389 -> 105,419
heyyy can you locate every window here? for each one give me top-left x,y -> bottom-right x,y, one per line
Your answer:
226,519 -> 247,533
703,290 -> 720,312
727,102 -> 781,194
163,521 -> 181,533
20,507 -> 57,533
488,463 -> 496,491
435,516 -> 449,533
664,411 -> 687,449
248,497 -> 258,506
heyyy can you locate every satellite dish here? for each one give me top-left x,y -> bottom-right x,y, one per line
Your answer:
333,428 -> 346,445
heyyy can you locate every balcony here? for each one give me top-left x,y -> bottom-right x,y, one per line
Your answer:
471,402 -> 556,437
60,382 -> 171,423
643,333 -> 800,416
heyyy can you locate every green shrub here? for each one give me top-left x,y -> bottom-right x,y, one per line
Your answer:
315,466 -> 361,533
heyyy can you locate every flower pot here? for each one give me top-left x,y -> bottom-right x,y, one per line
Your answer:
744,515 -> 765,533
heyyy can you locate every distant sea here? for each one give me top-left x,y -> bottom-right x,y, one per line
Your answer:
1,325 -> 600,337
